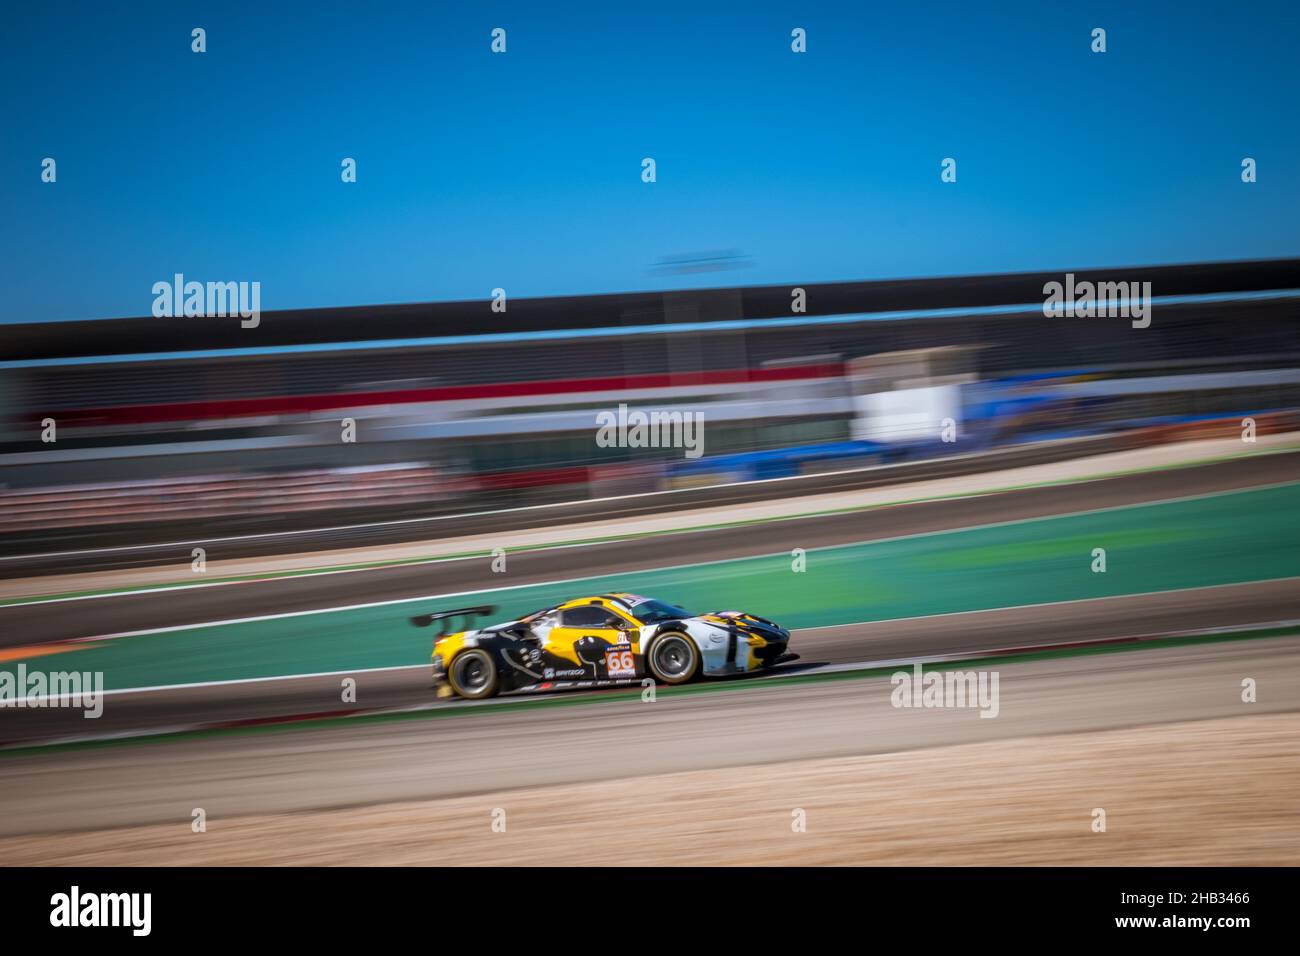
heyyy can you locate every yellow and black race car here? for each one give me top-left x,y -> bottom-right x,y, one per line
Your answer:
412,592 -> 797,700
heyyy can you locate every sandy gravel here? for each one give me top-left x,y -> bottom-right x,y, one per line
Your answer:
7,713 -> 1296,866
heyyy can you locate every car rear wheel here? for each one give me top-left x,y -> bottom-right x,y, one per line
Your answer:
448,648 -> 499,699
647,633 -> 699,685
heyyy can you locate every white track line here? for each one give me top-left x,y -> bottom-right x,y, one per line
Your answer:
0,441 -> 1126,562
28,579 -> 1300,700
6,617 -> 1297,749
6,476 -> 1298,611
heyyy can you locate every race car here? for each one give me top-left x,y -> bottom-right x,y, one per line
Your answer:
412,592 -> 797,700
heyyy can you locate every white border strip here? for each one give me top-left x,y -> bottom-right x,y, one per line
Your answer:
8,476 -> 1297,614
0,436 -> 1132,563
31,575 -> 1300,699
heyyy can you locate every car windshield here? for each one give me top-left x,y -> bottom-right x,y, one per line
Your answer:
625,599 -> 691,624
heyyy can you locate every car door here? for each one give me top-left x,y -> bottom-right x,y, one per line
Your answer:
546,605 -> 639,681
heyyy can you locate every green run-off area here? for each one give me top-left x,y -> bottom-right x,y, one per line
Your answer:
13,483 -> 1300,691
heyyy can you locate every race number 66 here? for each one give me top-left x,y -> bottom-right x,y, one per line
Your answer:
606,649 -> 635,677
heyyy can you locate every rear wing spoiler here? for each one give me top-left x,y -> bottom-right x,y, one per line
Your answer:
409,605 -> 496,637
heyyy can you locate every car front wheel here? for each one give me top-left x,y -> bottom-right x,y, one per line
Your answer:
646,633 -> 699,685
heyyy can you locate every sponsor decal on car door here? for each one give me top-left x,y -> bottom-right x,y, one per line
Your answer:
544,605 -> 640,681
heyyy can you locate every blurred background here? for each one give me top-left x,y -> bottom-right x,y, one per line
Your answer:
2,262 -> 1299,546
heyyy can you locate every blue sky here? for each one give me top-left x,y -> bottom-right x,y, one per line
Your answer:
2,0 -> 1297,323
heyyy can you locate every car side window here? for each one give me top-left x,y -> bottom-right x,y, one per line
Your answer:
561,606 -> 621,629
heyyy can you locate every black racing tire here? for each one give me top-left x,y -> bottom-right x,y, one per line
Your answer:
646,632 -> 700,685
447,648 -> 500,699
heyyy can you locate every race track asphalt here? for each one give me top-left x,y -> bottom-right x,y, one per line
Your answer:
1,451 -> 1298,846
2,633 -> 1296,837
